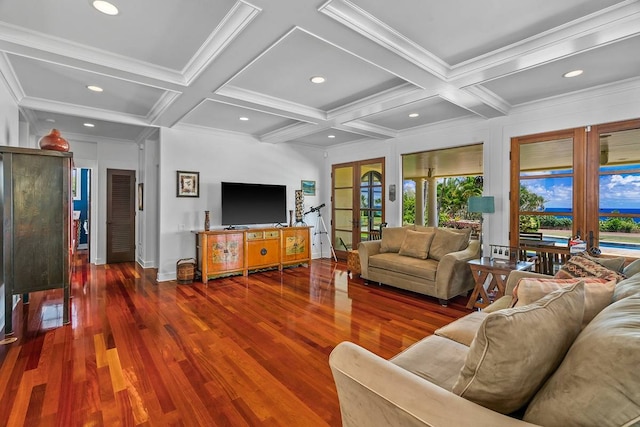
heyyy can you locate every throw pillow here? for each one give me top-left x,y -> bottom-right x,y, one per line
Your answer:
524,294 -> 640,426
554,254 -> 625,282
512,277 -> 615,327
398,230 -> 435,259
452,281 -> 585,414
623,258 -> 640,278
428,228 -> 469,261
583,254 -> 626,272
379,227 -> 407,253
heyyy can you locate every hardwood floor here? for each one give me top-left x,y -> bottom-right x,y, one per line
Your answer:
0,253 -> 471,426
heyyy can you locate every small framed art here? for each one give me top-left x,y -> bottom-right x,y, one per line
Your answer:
301,180 -> 316,196
177,171 -> 199,197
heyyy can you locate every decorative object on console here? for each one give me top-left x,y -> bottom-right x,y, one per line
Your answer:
176,170 -> 199,197
289,209 -> 293,227
39,128 -> 69,152
489,244 -> 517,262
467,196 -> 494,254
204,210 -> 210,231
301,180 -> 316,196
295,190 -> 304,223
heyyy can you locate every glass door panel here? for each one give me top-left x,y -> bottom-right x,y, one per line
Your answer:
332,159 -> 384,259
590,121 -> 640,256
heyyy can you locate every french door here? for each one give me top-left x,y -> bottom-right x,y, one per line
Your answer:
332,158 -> 384,260
510,118 -> 640,257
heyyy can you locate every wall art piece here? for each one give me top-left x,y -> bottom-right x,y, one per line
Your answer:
177,171 -> 199,197
301,180 -> 315,196
295,190 -> 304,223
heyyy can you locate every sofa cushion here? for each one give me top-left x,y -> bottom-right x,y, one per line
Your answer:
512,277 -> 615,327
398,230 -> 435,259
435,311 -> 488,346
554,254 -> 625,282
391,335 -> 470,392
524,294 -> 640,426
583,254 -> 626,272
429,228 -> 469,261
613,272 -> 640,302
623,258 -> 640,278
452,281 -> 585,414
380,227 -> 408,253
413,225 -> 435,234
369,253 -> 438,281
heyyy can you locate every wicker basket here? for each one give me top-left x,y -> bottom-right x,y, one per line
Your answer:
176,258 -> 196,284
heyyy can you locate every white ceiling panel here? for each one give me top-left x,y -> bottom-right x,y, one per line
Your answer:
0,0 -> 237,70
226,28 -> 407,111
358,97 -> 473,131
9,54 -> 167,117
481,35 -> 640,105
348,0 -> 626,65
291,128 -> 365,147
182,100 -> 300,135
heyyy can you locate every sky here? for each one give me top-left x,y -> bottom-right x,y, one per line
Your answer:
403,166 -> 640,210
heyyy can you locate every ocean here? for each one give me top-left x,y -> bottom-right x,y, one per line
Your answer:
541,207 -> 640,222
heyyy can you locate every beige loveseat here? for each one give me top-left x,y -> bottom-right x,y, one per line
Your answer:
330,257 -> 640,427
358,226 -> 480,305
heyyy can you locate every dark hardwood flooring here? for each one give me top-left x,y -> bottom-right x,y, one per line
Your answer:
0,253 -> 471,426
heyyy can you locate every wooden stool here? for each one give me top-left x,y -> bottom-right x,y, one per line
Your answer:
347,250 -> 361,277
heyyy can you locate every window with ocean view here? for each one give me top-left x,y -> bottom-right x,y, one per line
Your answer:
511,119 -> 640,260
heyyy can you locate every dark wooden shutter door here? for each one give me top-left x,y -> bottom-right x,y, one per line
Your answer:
107,169 -> 135,263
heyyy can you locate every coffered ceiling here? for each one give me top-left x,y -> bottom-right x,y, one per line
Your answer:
0,0 -> 638,146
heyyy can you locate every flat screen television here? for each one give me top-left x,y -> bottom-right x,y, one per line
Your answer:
221,182 -> 287,226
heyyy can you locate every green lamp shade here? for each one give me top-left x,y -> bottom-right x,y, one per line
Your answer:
468,196 -> 495,213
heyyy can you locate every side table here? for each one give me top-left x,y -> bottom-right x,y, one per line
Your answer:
347,249 -> 361,277
466,257 -> 534,310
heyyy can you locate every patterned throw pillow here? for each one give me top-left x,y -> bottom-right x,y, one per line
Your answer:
554,254 -> 625,282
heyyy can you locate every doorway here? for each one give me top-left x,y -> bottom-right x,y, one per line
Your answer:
72,167 -> 91,256
332,158 -> 385,260
107,169 -> 136,263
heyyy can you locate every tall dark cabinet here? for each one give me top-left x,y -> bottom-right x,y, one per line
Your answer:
1,146 -> 72,335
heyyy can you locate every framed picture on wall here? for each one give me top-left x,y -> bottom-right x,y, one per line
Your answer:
177,171 -> 199,197
301,180 -> 316,196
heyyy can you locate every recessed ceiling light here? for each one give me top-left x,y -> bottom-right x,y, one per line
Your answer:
239,116 -> 249,121
83,123 -> 95,128
409,113 -> 420,118
87,85 -> 103,92
92,1 -> 119,15
310,76 -> 326,84
563,69 -> 583,78
328,134 -> 336,139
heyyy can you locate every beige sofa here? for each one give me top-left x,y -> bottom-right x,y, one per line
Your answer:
330,259 -> 640,427
358,226 -> 480,305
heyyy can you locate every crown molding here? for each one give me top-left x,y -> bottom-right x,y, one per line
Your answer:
0,52 -> 24,102
19,96 -> 150,127
146,91 -> 182,124
319,0 -> 449,79
216,85 -> 326,122
181,1 -> 261,84
451,1 -> 640,86
336,120 -> 396,139
259,122 -> 325,144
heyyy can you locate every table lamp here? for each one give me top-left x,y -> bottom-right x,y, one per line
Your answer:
468,196 -> 495,255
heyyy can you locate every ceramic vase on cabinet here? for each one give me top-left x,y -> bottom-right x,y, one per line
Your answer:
39,129 -> 70,152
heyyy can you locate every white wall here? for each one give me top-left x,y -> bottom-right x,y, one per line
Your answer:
326,80 -> 640,254
157,126 -> 325,281
138,138 -> 159,268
